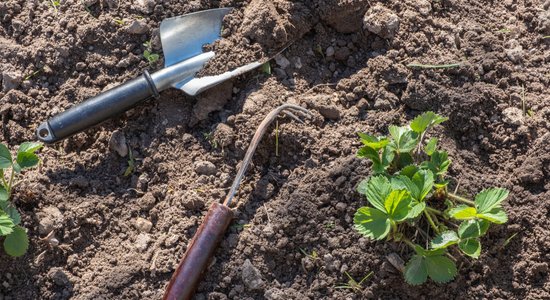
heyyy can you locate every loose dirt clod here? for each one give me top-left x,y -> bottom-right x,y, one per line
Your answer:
363,4 -> 400,39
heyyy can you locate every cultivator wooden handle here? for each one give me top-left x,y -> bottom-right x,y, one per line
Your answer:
163,202 -> 233,300
163,104 -> 312,299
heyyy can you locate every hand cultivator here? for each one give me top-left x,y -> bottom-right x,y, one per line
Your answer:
163,104 -> 311,300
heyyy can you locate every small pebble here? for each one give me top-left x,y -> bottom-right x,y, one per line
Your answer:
134,217 -> 153,233
194,161 -> 216,176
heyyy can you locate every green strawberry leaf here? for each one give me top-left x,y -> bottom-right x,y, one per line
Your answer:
404,255 -> 428,285
407,201 -> 426,219
357,145 -> 376,160
391,175 -> 416,194
0,186 -> 8,201
357,133 -> 389,150
399,165 -> 418,178
1,205 -> 20,226
412,170 -> 434,201
0,144 -> 12,169
365,176 -> 391,212
458,238 -> 481,258
357,179 -> 369,195
410,112 -> 448,134
4,225 -> 28,257
16,152 -> 39,170
421,151 -> 450,176
425,138 -> 438,156
396,152 -> 414,169
425,255 -> 457,283
380,146 -> 395,173
448,205 -> 477,220
431,231 -> 460,249
354,207 -> 391,240
477,207 -> 508,224
357,146 -> 391,174
388,126 -> 419,153
458,219 -> 490,239
0,212 -> 15,236
434,180 -> 450,189
384,190 -> 411,221
12,162 -> 21,174
474,188 -> 509,213
18,142 -> 43,154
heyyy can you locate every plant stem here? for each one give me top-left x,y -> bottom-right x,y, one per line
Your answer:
447,192 -> 475,205
402,237 -> 416,250
424,210 -> 440,234
7,168 -> 15,197
425,206 -> 443,216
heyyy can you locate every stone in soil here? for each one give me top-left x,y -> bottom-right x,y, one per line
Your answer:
37,206 -> 64,235
109,130 -> 128,157
502,107 -> 524,125
241,259 -> 264,290
2,71 -> 22,92
194,161 -> 217,176
126,20 -> 149,34
134,217 -> 153,233
135,233 -> 151,252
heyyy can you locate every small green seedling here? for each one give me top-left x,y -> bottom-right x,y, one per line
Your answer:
0,142 -> 43,257
203,132 -> 218,149
299,248 -> 319,261
324,221 -> 335,230
261,62 -> 271,75
50,0 -> 60,11
113,18 -> 125,26
230,223 -> 251,230
143,41 -> 160,65
123,147 -> 135,177
335,271 -> 374,293
23,69 -> 42,81
500,232 -> 518,249
353,112 -> 509,285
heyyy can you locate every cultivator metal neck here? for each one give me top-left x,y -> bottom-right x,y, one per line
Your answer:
222,104 -> 312,207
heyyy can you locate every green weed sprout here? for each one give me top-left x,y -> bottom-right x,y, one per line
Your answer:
143,40 -> 160,65
353,112 -> 509,285
0,142 -> 43,257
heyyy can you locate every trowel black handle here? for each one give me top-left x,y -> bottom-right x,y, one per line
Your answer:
36,71 -> 159,143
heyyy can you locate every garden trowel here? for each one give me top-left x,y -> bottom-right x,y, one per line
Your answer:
36,8 -> 262,143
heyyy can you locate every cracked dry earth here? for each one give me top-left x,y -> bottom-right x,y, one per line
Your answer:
0,0 -> 549,299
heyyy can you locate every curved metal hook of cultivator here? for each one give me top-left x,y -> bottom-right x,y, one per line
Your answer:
163,104 -> 312,300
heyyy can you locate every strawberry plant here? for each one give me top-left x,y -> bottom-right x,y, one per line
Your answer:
0,142 -> 43,257
354,112 -> 509,285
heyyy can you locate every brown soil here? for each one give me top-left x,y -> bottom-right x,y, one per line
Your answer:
1,0 -> 549,299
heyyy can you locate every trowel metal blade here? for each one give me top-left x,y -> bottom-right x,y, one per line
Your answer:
160,8 -> 231,68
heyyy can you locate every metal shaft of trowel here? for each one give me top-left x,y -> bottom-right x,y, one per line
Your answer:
150,52 -> 214,91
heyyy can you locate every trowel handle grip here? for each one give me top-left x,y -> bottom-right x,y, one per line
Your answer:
163,202 -> 233,300
36,71 -> 159,143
